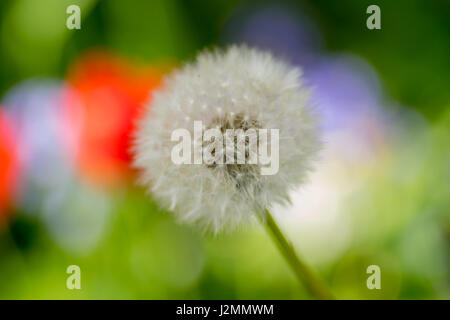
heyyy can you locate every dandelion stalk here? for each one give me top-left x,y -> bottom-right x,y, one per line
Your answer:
263,209 -> 334,300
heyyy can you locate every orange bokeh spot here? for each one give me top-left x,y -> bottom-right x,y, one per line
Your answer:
66,50 -> 162,187
0,110 -> 19,226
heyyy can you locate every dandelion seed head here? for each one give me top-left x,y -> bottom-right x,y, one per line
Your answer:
133,45 -> 321,232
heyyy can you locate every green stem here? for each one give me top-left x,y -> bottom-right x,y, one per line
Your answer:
262,208 -> 334,300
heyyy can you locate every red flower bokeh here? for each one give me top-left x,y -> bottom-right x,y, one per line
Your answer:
66,51 -> 162,186
0,110 -> 19,226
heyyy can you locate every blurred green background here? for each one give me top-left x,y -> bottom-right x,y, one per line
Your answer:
0,0 -> 449,299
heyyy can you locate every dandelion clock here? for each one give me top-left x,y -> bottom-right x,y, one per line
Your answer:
133,46 -> 333,299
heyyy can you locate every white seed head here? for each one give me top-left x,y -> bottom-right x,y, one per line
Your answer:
133,45 -> 321,232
